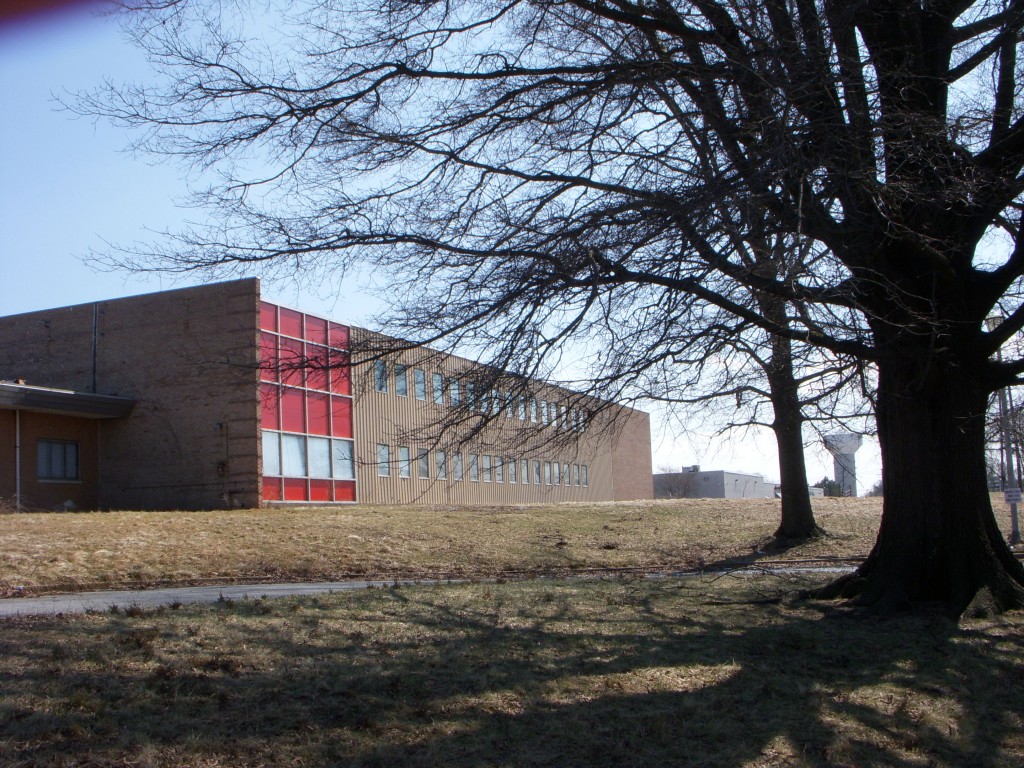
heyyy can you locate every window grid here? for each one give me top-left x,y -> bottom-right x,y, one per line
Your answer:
260,301 -> 355,502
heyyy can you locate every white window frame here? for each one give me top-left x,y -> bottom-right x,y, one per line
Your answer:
377,443 -> 391,477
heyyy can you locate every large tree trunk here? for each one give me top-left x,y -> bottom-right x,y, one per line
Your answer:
813,350 -> 1024,615
765,332 -> 821,540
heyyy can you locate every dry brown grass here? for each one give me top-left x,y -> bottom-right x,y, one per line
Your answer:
0,497 -> 892,597
1,575 -> 1021,767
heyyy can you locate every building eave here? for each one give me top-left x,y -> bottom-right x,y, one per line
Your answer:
0,382 -> 135,419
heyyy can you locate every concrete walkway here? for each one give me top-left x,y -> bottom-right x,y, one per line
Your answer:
0,566 -> 858,618
0,579 -> 447,617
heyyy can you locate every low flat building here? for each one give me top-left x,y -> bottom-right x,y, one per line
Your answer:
0,279 -> 652,510
654,468 -> 778,499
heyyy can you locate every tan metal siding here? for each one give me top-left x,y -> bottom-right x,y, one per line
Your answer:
349,329 -> 647,504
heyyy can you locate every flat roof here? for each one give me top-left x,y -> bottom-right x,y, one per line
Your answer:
0,382 -> 135,419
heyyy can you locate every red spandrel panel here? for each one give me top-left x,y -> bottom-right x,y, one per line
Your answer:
281,387 -> 306,433
261,384 -> 281,430
329,322 -> 350,349
259,301 -> 278,332
333,480 -> 356,502
260,333 -> 279,382
331,396 -> 353,438
329,351 -> 351,395
305,315 -> 328,345
279,337 -> 305,387
306,344 -> 329,391
309,479 -> 332,501
262,476 -> 282,501
307,392 -> 330,436
280,307 -> 303,338
283,478 -> 308,501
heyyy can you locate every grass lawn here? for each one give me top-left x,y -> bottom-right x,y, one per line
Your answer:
0,498 -> 893,597
2,497 -> 1022,766
1,575 -> 1022,767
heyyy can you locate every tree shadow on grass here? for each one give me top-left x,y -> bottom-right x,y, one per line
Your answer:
0,577 -> 1022,767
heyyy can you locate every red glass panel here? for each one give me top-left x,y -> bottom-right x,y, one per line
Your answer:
261,384 -> 281,430
280,307 -> 303,338
259,301 -> 278,332
279,337 -> 305,387
260,332 -> 279,382
329,351 -> 351,395
306,344 -> 329,391
283,478 -> 308,501
309,479 -> 332,501
262,476 -> 282,501
281,387 -> 306,433
305,315 -> 328,345
331,396 -> 353,438
333,481 -> 356,502
307,392 -> 330,436
329,322 -> 350,349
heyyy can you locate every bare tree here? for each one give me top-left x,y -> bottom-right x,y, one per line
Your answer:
81,0 -> 1024,615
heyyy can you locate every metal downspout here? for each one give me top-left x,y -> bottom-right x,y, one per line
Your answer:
14,409 -> 21,511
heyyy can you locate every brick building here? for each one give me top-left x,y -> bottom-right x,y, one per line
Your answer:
0,280 -> 652,510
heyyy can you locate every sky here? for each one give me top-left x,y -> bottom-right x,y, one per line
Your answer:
0,2 -> 882,491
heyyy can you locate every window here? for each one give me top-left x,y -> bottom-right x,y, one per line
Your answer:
582,465 -> 589,487
553,462 -> 560,485
466,382 -> 477,411
282,434 -> 307,476
533,460 -> 542,485
374,360 -> 388,393
333,440 -> 355,480
417,448 -> 430,479
573,463 -> 580,487
564,463 -> 571,486
469,453 -> 479,481
544,461 -> 552,485
395,364 -> 408,397
398,446 -> 411,478
453,452 -> 464,481
491,390 -> 501,415
377,444 -> 391,477
530,398 -> 539,422
308,436 -> 332,479
449,379 -> 461,406
494,456 -> 504,483
432,373 -> 445,404
436,450 -> 448,480
265,431 -> 354,481
37,439 -> 79,481
539,400 -> 548,424
517,397 -> 527,420
414,368 -> 427,400
509,458 -> 517,484
262,432 -> 281,476
521,459 -> 529,485
482,454 -> 492,482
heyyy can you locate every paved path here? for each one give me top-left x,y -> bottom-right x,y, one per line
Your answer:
0,566 -> 858,618
0,579 -> 449,617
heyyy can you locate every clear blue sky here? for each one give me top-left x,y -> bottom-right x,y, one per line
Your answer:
0,2 -> 880,489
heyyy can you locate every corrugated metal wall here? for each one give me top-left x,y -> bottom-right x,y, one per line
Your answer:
348,329 -> 649,504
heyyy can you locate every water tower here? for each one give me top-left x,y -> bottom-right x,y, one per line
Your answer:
824,433 -> 863,496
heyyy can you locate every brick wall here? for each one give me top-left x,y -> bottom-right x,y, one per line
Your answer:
0,280 -> 261,509
609,407 -> 654,500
